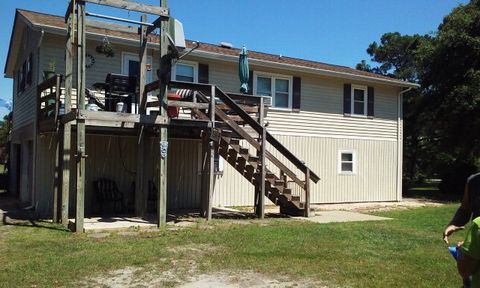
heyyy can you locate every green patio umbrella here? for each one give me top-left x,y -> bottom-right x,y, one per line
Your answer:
238,46 -> 249,94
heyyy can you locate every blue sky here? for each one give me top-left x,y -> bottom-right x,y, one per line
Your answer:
0,0 -> 468,118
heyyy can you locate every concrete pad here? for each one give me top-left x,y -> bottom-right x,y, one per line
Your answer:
74,217 -> 158,232
296,210 -> 391,224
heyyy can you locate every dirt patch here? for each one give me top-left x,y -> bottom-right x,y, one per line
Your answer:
77,243 -> 324,287
312,198 -> 445,213
78,267 -> 325,288
179,271 -> 326,288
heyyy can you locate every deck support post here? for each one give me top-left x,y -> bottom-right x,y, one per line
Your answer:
200,86 -> 216,220
135,14 -> 148,217
53,134 -> 60,223
255,97 -> 266,219
157,0 -> 169,227
61,9 -> 74,226
75,1 -> 87,232
304,168 -> 311,217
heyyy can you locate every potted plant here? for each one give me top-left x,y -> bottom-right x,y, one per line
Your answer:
43,59 -> 56,80
96,37 -> 115,57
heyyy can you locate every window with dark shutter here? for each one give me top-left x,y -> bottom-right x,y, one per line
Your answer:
343,84 -> 352,114
292,77 -> 301,111
198,63 -> 209,84
367,86 -> 374,117
26,53 -> 33,87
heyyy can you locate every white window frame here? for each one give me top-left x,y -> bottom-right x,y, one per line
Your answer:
351,85 -> 368,117
338,149 -> 357,175
121,52 -> 153,83
253,71 -> 292,110
172,60 -> 198,83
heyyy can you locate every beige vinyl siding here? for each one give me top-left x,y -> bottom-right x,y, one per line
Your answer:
196,59 -> 401,140
213,135 -> 398,207
11,29 -> 42,133
34,135 -> 201,217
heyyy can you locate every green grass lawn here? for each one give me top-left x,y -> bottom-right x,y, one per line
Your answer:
0,205 -> 467,287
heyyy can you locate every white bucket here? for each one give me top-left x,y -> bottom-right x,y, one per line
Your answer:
116,102 -> 124,112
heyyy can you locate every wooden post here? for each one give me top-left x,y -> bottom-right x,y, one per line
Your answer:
157,0 -> 169,227
200,131 -> 209,217
304,168 -> 311,217
61,9 -> 74,227
206,85 -> 215,220
52,75 -> 62,223
75,1 -> 87,232
53,134 -> 60,223
135,14 -> 148,217
256,97 -> 266,219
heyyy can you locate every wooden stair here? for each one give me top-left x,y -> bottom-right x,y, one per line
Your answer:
168,81 -> 320,216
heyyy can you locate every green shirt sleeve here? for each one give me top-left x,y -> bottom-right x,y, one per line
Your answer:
461,218 -> 480,260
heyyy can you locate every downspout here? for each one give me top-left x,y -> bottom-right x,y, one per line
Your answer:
396,87 -> 413,201
31,29 -> 44,210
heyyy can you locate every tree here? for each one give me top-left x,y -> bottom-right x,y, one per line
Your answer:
357,32 -> 432,182
419,0 -> 480,193
357,0 -> 480,194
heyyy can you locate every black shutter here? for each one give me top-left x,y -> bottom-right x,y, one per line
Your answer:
247,70 -> 253,95
367,86 -> 374,117
292,77 -> 301,111
27,53 -> 33,86
343,84 -> 351,114
198,63 -> 209,83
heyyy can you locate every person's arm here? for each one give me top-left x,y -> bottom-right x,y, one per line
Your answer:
444,184 -> 471,244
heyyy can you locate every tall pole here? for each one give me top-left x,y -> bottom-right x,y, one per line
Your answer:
75,1 -> 86,232
135,14 -> 148,217
157,0 -> 169,227
62,3 -> 74,227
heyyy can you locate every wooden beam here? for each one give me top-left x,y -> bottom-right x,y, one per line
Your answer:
146,16 -> 168,35
83,0 -> 169,17
77,110 -> 168,125
75,2 -> 86,233
304,168 -> 311,217
206,86 -> 216,221
200,132 -> 209,218
53,134 -> 60,223
135,14 -> 148,217
157,0 -> 169,228
255,97 -> 265,219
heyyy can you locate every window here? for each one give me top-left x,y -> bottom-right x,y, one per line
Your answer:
26,53 -> 33,87
254,73 -> 292,109
172,61 -> 198,83
17,64 -> 25,94
351,85 -> 367,116
338,150 -> 356,174
121,53 -> 153,83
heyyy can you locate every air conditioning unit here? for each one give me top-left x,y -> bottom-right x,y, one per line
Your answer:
168,18 -> 186,49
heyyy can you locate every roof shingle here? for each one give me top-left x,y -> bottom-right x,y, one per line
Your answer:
17,9 -> 413,85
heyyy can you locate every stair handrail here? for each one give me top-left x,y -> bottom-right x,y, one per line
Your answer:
168,80 -> 320,184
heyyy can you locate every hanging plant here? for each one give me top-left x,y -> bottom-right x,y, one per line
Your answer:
96,36 -> 115,57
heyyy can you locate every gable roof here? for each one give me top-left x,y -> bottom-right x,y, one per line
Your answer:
6,9 -> 418,88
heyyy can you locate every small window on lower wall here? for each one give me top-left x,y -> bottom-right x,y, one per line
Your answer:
338,150 -> 356,175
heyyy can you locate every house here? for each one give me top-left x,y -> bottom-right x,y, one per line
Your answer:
3,2 -> 417,231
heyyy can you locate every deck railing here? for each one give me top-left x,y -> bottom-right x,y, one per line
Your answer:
37,74 -> 63,131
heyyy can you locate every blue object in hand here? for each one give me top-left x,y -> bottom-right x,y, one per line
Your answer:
449,246 -> 459,260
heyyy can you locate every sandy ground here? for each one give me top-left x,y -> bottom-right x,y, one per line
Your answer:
311,198 -> 446,213
78,244 -> 326,288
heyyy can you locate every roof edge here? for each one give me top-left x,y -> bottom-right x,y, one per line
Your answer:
20,10 -> 419,88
